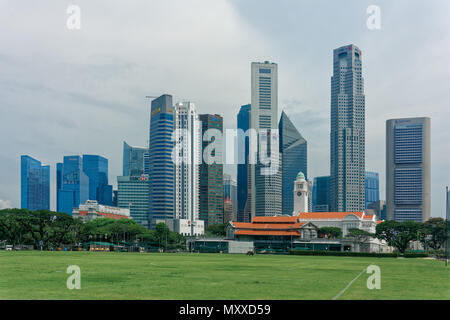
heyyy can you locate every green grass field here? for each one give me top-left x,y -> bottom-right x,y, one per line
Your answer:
0,251 -> 448,300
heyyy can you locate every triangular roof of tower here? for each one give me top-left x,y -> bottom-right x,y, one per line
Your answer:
279,111 -> 306,151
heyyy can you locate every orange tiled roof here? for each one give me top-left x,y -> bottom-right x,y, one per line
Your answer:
297,212 -> 364,219
233,222 -> 305,230
235,230 -> 301,236
363,215 -> 374,220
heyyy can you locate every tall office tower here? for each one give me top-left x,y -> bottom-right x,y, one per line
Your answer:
83,155 -> 113,206
223,174 -> 237,221
237,104 -> 251,222
123,141 -> 148,177
223,197 -> 234,224
57,156 -> 89,214
117,175 -> 150,228
148,94 -> 175,228
143,152 -> 150,175
20,155 -> 50,211
330,44 -> 366,212
199,114 -> 224,227
312,176 -> 330,212
173,102 -> 204,236
250,61 -> 282,217
365,171 -> 380,208
279,111 -> 307,215
386,117 -> 431,222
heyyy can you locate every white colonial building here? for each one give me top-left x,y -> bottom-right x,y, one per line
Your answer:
73,200 -> 130,222
297,211 -> 378,237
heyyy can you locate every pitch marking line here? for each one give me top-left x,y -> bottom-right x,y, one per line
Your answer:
332,268 -> 366,300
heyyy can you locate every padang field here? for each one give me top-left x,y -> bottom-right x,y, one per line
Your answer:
0,251 -> 448,300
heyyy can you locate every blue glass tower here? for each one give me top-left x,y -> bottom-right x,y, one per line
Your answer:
312,176 -> 330,212
237,104 -> 250,222
279,111 -> 307,215
123,141 -> 148,177
365,171 -> 380,208
148,94 -> 174,228
21,155 -> 50,211
57,156 -> 89,214
83,155 -> 113,206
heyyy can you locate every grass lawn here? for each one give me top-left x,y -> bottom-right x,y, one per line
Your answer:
0,251 -> 448,300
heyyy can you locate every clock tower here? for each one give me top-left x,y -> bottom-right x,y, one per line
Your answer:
293,172 -> 309,214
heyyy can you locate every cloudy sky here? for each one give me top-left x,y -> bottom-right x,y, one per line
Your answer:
0,0 -> 449,217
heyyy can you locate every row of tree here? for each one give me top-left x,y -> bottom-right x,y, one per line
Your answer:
0,209 -> 185,250
318,218 -> 448,253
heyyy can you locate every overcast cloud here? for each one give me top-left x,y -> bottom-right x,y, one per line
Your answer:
0,0 -> 449,217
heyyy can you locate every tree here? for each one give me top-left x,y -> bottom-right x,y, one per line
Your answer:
155,222 -> 170,250
205,223 -> 227,237
318,227 -> 342,239
49,212 -> 79,247
420,218 -> 446,251
375,220 -> 421,253
0,209 -> 28,245
346,228 -> 374,252
346,228 -> 374,240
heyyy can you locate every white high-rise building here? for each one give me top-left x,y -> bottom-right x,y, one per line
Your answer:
173,102 -> 204,236
249,61 -> 282,218
293,172 -> 309,214
330,44 -> 366,212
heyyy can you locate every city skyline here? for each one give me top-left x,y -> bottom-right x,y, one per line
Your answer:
1,1 -> 449,218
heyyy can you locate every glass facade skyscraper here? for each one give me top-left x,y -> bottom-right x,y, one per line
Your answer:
123,141 -> 148,177
83,155 -> 113,206
386,117 -> 431,222
237,104 -> 251,222
279,111 -> 307,215
148,94 -> 175,228
21,155 -> 50,211
117,175 -> 150,227
312,176 -> 330,212
330,44 -> 366,212
57,155 -> 89,214
199,114 -> 224,227
365,171 -> 380,208
57,154 -> 112,214
223,173 -> 237,221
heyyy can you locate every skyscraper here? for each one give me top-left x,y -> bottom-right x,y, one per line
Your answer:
250,61 -> 282,217
21,155 -> 50,211
117,175 -> 150,227
57,155 -> 89,214
330,44 -> 366,212
223,173 -> 237,221
123,141 -> 148,177
279,111 -> 307,216
83,155 -> 113,206
365,171 -> 380,208
312,176 -> 330,212
237,104 -> 251,222
386,117 -> 431,222
173,102 -> 204,236
199,114 -> 224,227
148,94 -> 175,228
